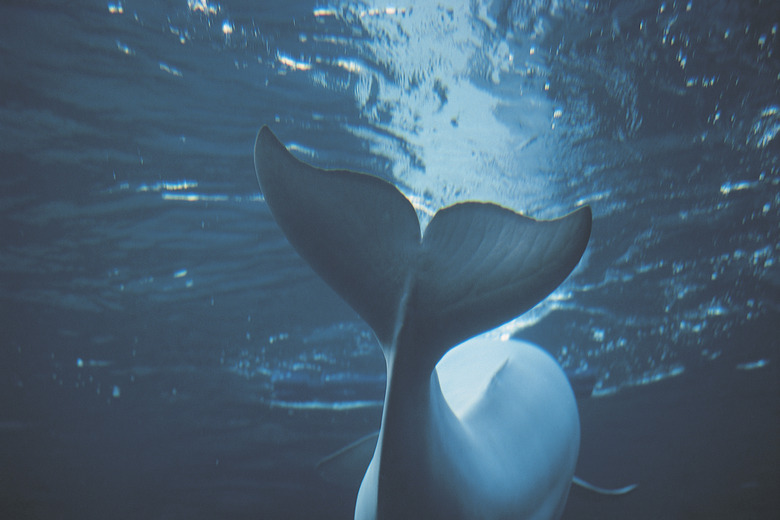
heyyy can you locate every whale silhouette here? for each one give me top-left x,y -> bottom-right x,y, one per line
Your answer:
254,126 -> 592,519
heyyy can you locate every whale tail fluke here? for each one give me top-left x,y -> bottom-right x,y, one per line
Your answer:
254,126 -> 591,364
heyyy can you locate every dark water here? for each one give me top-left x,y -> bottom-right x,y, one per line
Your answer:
1,0 -> 778,518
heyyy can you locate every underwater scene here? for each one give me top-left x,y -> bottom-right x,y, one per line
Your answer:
1,0 -> 778,518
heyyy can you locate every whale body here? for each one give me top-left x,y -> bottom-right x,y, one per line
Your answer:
254,126 -> 592,519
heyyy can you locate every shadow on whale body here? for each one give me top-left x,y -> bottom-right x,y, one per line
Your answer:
254,126 -> 594,519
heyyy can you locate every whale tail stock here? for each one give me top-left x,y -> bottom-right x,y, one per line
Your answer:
253,125 -> 592,368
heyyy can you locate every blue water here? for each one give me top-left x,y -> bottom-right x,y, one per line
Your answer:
1,1 -> 778,518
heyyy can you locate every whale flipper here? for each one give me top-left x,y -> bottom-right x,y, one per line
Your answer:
317,433 -> 639,497
572,476 -> 639,495
316,432 -> 379,490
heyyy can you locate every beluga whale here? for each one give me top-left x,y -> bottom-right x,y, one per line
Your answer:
254,126 -> 592,520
